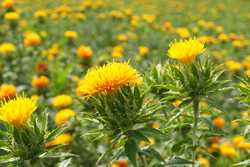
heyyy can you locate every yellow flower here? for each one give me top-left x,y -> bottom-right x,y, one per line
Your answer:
199,157 -> 210,167
176,27 -> 190,39
31,75 -> 49,88
138,46 -> 149,56
231,121 -> 237,127
213,117 -> 225,129
19,20 -> 28,27
112,160 -> 127,167
24,33 -> 41,46
0,94 -> 37,126
40,31 -> 47,37
55,133 -> 72,145
111,51 -> 123,58
75,13 -> 86,20
31,95 -> 39,101
167,37 -> 206,66
55,108 -> 75,125
64,31 -> 78,38
139,137 -> 154,146
34,10 -> 47,18
2,0 -> 14,8
48,44 -> 60,56
4,12 -> 19,20
0,84 -> 16,100
52,94 -> 72,108
79,60 -> 142,98
117,34 -> 127,41
113,45 -> 123,52
218,34 -> 229,42
76,46 -> 93,58
124,9 -> 132,16
219,142 -> 236,157
0,43 -> 15,53
225,61 -> 242,71
206,21 -> 215,29
232,40 -> 242,47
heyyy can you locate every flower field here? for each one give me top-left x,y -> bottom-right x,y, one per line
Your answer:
1,0 -> 250,166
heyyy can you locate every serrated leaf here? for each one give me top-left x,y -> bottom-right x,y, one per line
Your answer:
139,148 -> 165,162
234,83 -> 250,96
0,157 -> 20,164
34,118 -> 40,136
30,158 -> 39,167
167,106 -> 192,125
234,119 -> 250,125
59,158 -> 72,167
129,130 -> 150,143
244,125 -> 250,137
0,130 -> 10,144
198,132 -> 226,140
46,125 -> 66,143
20,131 -> 31,146
42,110 -> 48,131
198,117 -> 213,129
202,100 -> 227,114
171,138 -> 192,153
145,76 -> 154,86
39,152 -> 76,158
0,140 -> 12,151
158,85 -> 183,92
160,95 -> 179,101
37,159 -> 45,167
125,139 -> 137,167
106,147 -> 125,167
231,159 -> 250,167
189,73 -> 197,88
13,126 -> 20,144
0,155 -> 13,160
45,144 -> 64,151
172,99 -> 193,112
137,128 -> 169,138
82,129 -> 105,137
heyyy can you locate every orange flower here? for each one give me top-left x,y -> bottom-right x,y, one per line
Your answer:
4,12 -> 19,20
2,0 -> 14,8
24,33 -> 41,46
76,46 -> 93,58
112,160 -> 127,167
213,117 -> 225,128
31,75 -> 49,88
0,84 -> 16,100
219,142 -> 236,157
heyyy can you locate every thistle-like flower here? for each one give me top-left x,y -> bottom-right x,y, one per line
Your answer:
167,37 -> 206,66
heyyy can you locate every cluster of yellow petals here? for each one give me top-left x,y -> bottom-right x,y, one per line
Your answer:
4,12 -> 19,20
64,31 -> 78,38
0,94 -> 37,126
79,61 -> 142,98
24,33 -> 41,46
34,10 -> 47,18
0,84 -> 16,100
55,108 -> 75,125
0,43 -> 15,53
52,94 -> 72,107
167,37 -> 206,66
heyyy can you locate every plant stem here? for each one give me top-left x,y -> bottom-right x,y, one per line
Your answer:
139,154 -> 148,167
162,106 -> 175,146
192,97 -> 199,167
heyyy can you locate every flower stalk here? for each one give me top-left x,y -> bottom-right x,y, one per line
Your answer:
192,97 -> 199,167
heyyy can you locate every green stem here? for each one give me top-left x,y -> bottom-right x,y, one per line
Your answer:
135,142 -> 148,167
192,97 -> 199,167
162,107 -> 175,146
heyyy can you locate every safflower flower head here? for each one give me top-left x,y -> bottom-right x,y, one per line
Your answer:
64,30 -> 78,38
213,117 -> 225,129
0,84 -> 16,100
52,94 -> 72,107
76,46 -> 93,58
4,12 -> 19,20
0,43 -> 15,53
117,34 -> 127,41
138,46 -> 149,56
167,37 -> 206,66
31,75 -> 49,88
198,157 -> 210,167
79,60 -> 142,98
24,33 -> 41,46
55,133 -> 72,145
55,108 -> 75,125
34,10 -> 47,18
0,94 -> 37,126
112,160 -> 127,167
111,51 -> 123,58
225,60 -> 242,71
35,63 -> 48,71
2,0 -> 14,8
219,142 -> 236,157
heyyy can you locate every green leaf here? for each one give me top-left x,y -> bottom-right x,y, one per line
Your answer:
234,119 -> 250,125
59,158 -> 72,167
20,131 -> 31,146
172,99 -> 193,112
231,159 -> 250,167
171,138 -> 192,153
97,134 -> 121,164
137,128 -> 169,138
167,106 -> 192,125
234,83 -> 250,96
198,132 -> 226,140
7,159 -> 23,167
0,140 -> 12,151
198,117 -> 213,129
13,126 -> 20,144
209,87 -> 234,93
152,157 -> 194,167
158,85 -> 183,92
37,159 -> 45,167
205,64 -> 212,78
244,125 -> 250,137
191,63 -> 199,78
106,147 -> 125,167
4,122 -> 13,136
39,152 -> 76,158
129,130 -> 150,143
46,125 -> 66,143
145,76 -> 154,86
34,118 -> 40,136
202,100 -> 227,114
17,149 -> 27,157
42,110 -> 48,131
0,157 -> 20,164
152,65 -> 159,81
200,109 -> 218,117
189,73 -> 197,89
139,148 -> 165,162
82,129 -> 105,137
160,95 -> 179,101
0,130 -> 10,144
30,158 -> 39,167
45,144 -> 64,151
125,139 -> 138,167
